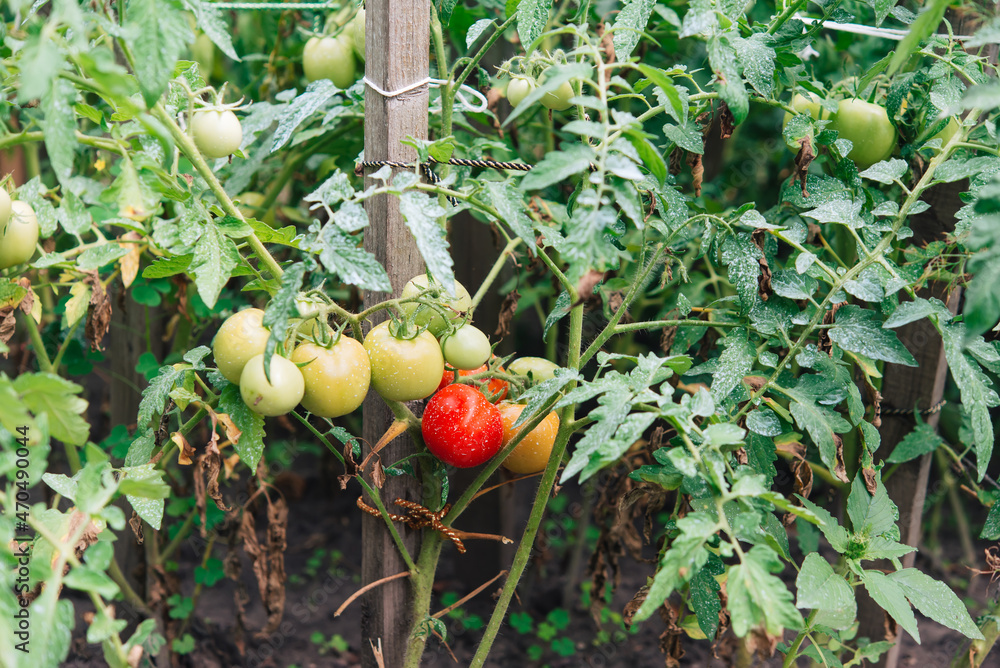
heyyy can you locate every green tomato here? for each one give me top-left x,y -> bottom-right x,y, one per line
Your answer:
303,36 -> 357,89
508,357 -> 559,383
364,320 -> 444,401
191,110 -> 243,159
400,274 -> 472,336
828,98 -> 897,170
351,8 -> 365,61
213,308 -> 270,384
782,92 -> 826,128
239,353 -> 306,417
0,200 -> 38,270
541,80 -> 574,111
441,325 -> 491,370
507,77 -> 536,107
290,337 -> 370,418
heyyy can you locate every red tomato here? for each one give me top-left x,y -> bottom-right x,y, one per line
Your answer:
422,384 -> 503,468
436,362 -> 508,402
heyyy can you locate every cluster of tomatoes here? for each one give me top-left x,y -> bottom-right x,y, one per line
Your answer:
211,273 -> 561,474
784,91 -> 960,169
303,8 -> 366,89
504,74 -> 574,112
0,188 -> 40,271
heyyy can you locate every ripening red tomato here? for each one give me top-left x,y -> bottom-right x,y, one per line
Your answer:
422,384 -> 503,468
436,361 -> 508,402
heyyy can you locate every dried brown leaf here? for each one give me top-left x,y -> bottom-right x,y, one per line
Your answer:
719,104 -> 735,140
833,433 -> 849,483
793,136 -> 815,198
84,272 -> 111,352
687,152 -> 704,198
862,467 -> 878,495
494,289 -> 520,337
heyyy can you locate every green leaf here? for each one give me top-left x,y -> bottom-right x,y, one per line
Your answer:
186,0 -> 240,61
633,511 -> 718,622
143,254 -> 193,279
636,64 -> 684,122
612,0 -> 656,61
398,191 -> 454,295
520,144 -> 595,191
516,0 -> 553,47
17,32 -> 66,104
883,297 -> 953,329
689,553 -> 724,640
486,181 -> 536,253
796,497 -> 850,553
123,465 -> 167,530
708,36 -> 748,124
733,33 -> 775,97
137,365 -> 184,429
886,422 -> 942,463
859,158 -> 908,185
125,429 -> 157,467
727,545 -> 803,637
77,244 -> 130,271
126,0 -> 193,107
889,569 -> 983,640
847,472 -> 898,539
466,19 -> 496,48
318,222 -> 392,292
981,502 -> 1000,540
41,78 -> 78,189
64,566 -> 120,599
13,373 -> 89,445
801,197 -> 865,228
860,570 -> 920,642
217,381 -> 265,470
189,222 -> 239,309
262,262 -> 306,376
941,322 -> 999,480
888,0 -> 949,72
795,553 -> 856,630
829,305 -> 917,366
720,234 -> 761,314
708,328 -> 755,403
271,80 -> 340,152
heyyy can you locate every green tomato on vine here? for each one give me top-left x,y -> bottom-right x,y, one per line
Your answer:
240,353 -> 306,417
441,324 -> 491,371
192,109 -> 243,159
0,200 -> 39,270
304,35 -> 357,89
400,273 -> 472,337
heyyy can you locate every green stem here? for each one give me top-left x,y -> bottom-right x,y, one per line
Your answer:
782,611 -> 818,667
158,510 -> 196,563
469,237 -> 521,313
22,313 -> 54,373
401,534 -> 444,668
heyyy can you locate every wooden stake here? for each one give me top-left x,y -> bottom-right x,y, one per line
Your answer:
360,0 -> 429,665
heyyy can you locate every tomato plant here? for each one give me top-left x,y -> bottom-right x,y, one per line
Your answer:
2,0 -> 1000,667
422,384 -> 503,468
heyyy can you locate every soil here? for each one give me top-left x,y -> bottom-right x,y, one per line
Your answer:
58,445 -> 1000,668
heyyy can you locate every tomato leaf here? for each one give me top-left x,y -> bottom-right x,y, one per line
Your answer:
125,0 -> 193,107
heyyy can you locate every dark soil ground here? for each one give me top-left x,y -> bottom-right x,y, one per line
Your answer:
59,443 -> 1000,668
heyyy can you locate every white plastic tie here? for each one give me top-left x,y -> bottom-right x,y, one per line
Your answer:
362,76 -> 489,113
797,16 -> 975,42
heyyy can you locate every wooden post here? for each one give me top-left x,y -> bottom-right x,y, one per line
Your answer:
360,0 -> 429,666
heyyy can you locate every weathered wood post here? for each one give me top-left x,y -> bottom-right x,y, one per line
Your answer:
360,0 -> 429,666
